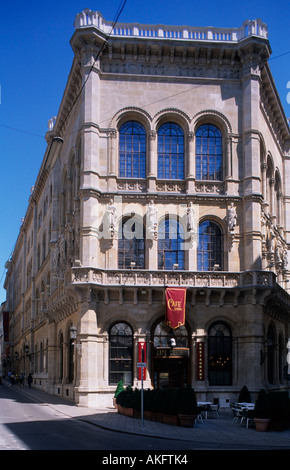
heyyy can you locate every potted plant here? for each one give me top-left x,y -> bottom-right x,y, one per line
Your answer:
177,387 -> 198,428
254,389 -> 271,432
268,391 -> 290,431
238,385 -> 251,404
162,389 -> 179,426
113,380 -> 124,408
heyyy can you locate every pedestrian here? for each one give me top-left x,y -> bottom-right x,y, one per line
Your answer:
19,373 -> 24,387
10,372 -> 15,386
27,373 -> 33,388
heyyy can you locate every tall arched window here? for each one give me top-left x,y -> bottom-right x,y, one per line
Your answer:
59,333 -> 64,381
197,220 -> 223,271
278,333 -> 284,383
267,324 -> 276,385
109,322 -> 133,385
67,329 -> 74,384
157,123 -> 184,179
208,322 -> 232,385
158,218 -> 185,270
196,124 -> 222,180
119,121 -> 146,178
118,217 -> 145,269
274,172 -> 282,225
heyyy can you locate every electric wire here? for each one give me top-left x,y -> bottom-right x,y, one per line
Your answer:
57,0 -> 128,136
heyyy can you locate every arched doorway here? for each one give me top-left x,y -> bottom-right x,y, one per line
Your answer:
152,320 -> 190,389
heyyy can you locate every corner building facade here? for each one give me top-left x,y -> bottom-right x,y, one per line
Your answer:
4,11 -> 290,408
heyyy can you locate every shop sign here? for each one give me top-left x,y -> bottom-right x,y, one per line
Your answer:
138,341 -> 146,380
197,342 -> 205,380
154,347 -> 189,358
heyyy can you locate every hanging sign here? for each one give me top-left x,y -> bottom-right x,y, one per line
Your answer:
197,342 -> 205,380
165,288 -> 186,329
138,341 -> 146,380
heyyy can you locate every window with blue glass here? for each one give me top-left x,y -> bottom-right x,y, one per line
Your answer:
197,220 -> 223,271
119,121 -> 146,178
157,123 -> 184,179
118,218 -> 145,269
158,218 -> 185,270
196,124 -> 222,180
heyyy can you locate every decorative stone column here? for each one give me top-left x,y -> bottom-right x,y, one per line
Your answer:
147,131 -> 157,192
75,289 -> 99,408
241,55 -> 263,270
107,129 -> 117,191
186,132 -> 195,193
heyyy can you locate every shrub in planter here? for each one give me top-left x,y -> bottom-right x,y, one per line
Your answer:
177,387 -> 197,415
238,385 -> 251,403
254,389 -> 271,431
268,391 -> 290,431
177,387 -> 198,427
114,380 -> 125,399
113,380 -> 125,408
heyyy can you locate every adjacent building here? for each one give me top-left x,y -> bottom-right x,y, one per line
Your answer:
3,10 -> 290,408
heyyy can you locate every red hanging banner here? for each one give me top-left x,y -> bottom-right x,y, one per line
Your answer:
165,288 -> 186,329
138,341 -> 146,380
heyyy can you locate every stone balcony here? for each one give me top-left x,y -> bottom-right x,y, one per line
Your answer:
66,267 -> 275,289
74,9 -> 268,43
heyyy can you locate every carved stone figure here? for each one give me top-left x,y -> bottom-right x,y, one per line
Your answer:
227,203 -> 237,231
104,199 -> 117,237
186,202 -> 196,235
147,200 -> 157,238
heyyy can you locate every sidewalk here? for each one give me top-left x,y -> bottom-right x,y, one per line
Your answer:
2,380 -> 290,449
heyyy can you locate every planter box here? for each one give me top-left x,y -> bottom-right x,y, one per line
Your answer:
124,407 -> 134,417
254,418 -> 270,432
162,414 -> 178,426
143,411 -> 152,421
269,420 -> 289,432
151,412 -> 163,423
178,414 -> 196,428
133,409 -> 141,419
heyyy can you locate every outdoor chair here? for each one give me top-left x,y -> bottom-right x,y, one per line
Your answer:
209,404 -> 220,418
196,406 -> 204,423
243,409 -> 255,428
231,405 -> 243,424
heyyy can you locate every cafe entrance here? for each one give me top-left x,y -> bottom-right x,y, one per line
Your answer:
152,320 -> 190,389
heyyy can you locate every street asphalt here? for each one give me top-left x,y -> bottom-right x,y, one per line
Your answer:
1,379 -> 290,451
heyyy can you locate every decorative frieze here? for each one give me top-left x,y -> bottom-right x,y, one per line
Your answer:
69,267 -> 275,289
101,61 -> 240,80
195,181 -> 225,194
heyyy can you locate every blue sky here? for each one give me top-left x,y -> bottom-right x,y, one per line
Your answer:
0,0 -> 289,304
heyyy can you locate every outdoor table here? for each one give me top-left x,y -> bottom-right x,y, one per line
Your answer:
197,402 -> 212,419
237,402 -> 255,410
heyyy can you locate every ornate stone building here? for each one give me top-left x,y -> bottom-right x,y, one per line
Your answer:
3,10 -> 290,408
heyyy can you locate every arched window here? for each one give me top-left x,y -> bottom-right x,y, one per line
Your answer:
119,121 -> 146,178
157,123 -> 184,179
158,218 -> 185,270
109,322 -> 133,385
39,342 -> 44,373
208,322 -> 232,385
67,328 -> 74,384
278,333 -> 284,383
197,220 -> 223,271
118,217 -> 145,269
59,333 -> 64,381
34,345 -> 38,373
196,124 -> 222,180
267,324 -> 276,385
274,172 -> 282,225
153,320 -> 188,348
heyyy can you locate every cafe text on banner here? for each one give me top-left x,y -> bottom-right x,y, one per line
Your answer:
165,288 -> 186,329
